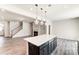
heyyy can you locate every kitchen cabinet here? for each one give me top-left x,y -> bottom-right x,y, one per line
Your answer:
28,41 -> 49,55
28,37 -> 57,55
40,42 -> 49,55
53,37 -> 57,51
49,37 -> 57,54
29,43 -> 39,55
49,39 -> 54,54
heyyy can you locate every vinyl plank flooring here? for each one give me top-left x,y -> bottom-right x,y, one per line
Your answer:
52,38 -> 78,55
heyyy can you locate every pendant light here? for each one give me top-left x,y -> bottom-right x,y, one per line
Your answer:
44,4 -> 52,25
34,4 -> 39,24
44,11 -> 48,25
40,8 -> 44,25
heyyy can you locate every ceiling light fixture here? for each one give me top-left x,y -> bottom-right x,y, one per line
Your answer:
40,8 -> 44,25
34,4 -> 39,25
44,11 -> 48,25
34,4 -> 49,25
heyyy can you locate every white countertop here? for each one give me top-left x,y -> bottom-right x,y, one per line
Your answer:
24,35 -> 56,46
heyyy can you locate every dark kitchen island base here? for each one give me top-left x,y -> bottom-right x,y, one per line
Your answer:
28,37 -> 57,55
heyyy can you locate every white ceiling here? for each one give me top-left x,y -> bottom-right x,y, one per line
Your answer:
0,4 -> 79,22
0,9 -> 34,22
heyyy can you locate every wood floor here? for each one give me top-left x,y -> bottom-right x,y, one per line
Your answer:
0,36 -> 27,55
0,36 -> 78,55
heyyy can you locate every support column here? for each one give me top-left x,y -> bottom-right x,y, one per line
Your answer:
4,21 -> 11,37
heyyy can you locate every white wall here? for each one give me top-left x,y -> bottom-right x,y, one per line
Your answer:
0,22 -> 5,36
46,20 -> 53,35
4,21 -> 11,37
52,19 -> 79,39
13,20 -> 53,38
13,22 -> 32,38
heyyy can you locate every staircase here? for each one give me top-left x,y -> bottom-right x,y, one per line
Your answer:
10,21 -> 23,37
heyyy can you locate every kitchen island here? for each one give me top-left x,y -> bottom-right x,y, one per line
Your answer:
24,35 -> 57,55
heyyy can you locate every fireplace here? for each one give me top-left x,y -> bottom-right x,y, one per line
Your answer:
34,31 -> 38,36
